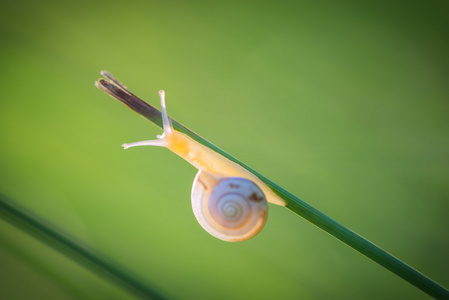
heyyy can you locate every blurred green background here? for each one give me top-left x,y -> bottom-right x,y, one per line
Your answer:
1,0 -> 448,299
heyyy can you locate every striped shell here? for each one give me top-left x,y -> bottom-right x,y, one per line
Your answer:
191,170 -> 268,242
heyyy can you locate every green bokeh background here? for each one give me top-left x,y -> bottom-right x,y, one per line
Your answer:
1,0 -> 448,299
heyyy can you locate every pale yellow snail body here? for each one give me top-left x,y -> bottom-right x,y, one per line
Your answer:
123,91 -> 285,241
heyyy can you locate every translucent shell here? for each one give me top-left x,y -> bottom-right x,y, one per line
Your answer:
191,170 -> 268,242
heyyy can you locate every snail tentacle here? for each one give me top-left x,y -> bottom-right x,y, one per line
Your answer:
158,90 -> 173,136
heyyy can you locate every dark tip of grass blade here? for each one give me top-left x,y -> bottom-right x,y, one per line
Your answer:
96,77 -> 163,128
100,70 -> 129,91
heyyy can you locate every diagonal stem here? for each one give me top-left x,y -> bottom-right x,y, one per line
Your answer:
96,72 -> 449,299
0,193 -> 168,300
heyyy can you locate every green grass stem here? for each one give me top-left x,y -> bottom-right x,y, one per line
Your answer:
0,193 -> 167,300
97,71 -> 449,299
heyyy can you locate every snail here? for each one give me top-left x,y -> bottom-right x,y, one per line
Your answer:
122,90 -> 285,241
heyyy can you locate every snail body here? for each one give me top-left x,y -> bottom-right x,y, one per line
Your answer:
122,91 -> 285,241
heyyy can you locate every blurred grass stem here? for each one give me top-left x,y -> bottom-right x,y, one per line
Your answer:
0,193 -> 167,300
96,71 -> 449,299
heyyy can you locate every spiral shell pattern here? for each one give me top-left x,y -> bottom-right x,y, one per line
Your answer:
192,172 -> 268,242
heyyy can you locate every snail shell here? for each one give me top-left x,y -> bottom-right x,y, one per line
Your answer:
191,170 -> 268,242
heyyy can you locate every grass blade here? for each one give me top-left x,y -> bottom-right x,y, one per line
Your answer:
0,193 -> 168,300
97,71 -> 449,299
